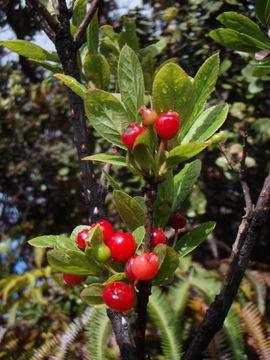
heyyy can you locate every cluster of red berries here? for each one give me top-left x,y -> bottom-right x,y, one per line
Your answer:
121,108 -> 181,149
63,220 -> 173,312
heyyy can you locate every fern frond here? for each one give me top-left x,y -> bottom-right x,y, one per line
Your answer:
189,272 -> 221,303
223,308 -> 247,360
31,334 -> 60,360
86,308 -> 111,360
56,307 -> 93,360
148,287 -> 182,360
169,278 -> 190,321
246,271 -> 267,315
241,302 -> 270,360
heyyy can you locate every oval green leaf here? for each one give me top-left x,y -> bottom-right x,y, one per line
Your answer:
165,142 -> 209,169
83,153 -> 127,166
153,244 -> 179,286
175,221 -> 216,257
84,54 -> 110,90
118,45 -> 145,122
113,190 -> 146,231
28,235 -> 78,250
84,89 -> 130,148
81,283 -> 104,305
53,74 -> 87,98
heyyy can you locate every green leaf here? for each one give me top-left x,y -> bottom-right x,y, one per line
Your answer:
256,0 -> 270,28
48,249 -> 101,275
188,53 -> 219,127
70,225 -> 91,242
30,59 -> 62,73
172,159 -> 202,211
72,0 -> 88,27
140,38 -> 167,57
152,63 -> 194,129
81,283 -> 104,304
84,54 -> 110,90
53,74 -> 86,98
86,10 -> 99,54
209,29 -> 270,52
104,273 -> 126,284
101,170 -> 122,190
28,235 -> 78,250
217,12 -> 270,46
119,17 -> 139,51
175,222 -> 216,256
84,89 -> 130,148
134,196 -> 147,213
87,225 -> 103,246
113,190 -> 146,231
83,153 -> 127,166
0,40 -> 58,61
153,171 -> 174,228
182,104 -> 229,144
165,143 -> 210,169
132,226 -> 145,248
118,45 -> 145,122
153,244 -> 179,286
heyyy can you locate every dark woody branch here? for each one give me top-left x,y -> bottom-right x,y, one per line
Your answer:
183,173 -> 270,360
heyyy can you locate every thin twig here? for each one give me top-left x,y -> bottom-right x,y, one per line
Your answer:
183,173 -> 270,360
74,0 -> 101,46
219,140 -> 253,254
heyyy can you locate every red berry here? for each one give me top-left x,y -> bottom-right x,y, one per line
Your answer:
169,212 -> 187,230
125,256 -> 137,283
91,220 -> 115,244
63,273 -> 87,286
131,253 -> 159,280
156,111 -> 180,139
107,231 -> 136,263
139,106 -> 158,126
121,123 -> 146,149
151,228 -> 167,247
76,229 -> 90,249
103,282 -> 135,311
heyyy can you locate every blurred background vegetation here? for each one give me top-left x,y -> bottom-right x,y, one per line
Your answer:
0,0 -> 270,359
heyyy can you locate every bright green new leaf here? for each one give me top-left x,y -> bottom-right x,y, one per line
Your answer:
175,222 -> 216,256
28,235 -> 78,251
187,53 -> 219,130
165,143 -> 209,169
217,12 -> 270,46
172,159 -> 202,211
70,225 -> 91,242
48,249 -> 101,275
182,104 -> 229,144
86,10 -> 99,54
81,283 -> 104,305
0,40 -> 58,62
113,190 -> 146,231
53,74 -> 86,98
72,0 -> 88,27
84,54 -> 110,90
118,45 -> 145,122
209,29 -> 270,52
84,89 -> 130,149
132,226 -> 146,247
153,244 -> 179,286
83,153 -> 127,166
152,63 -> 194,128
